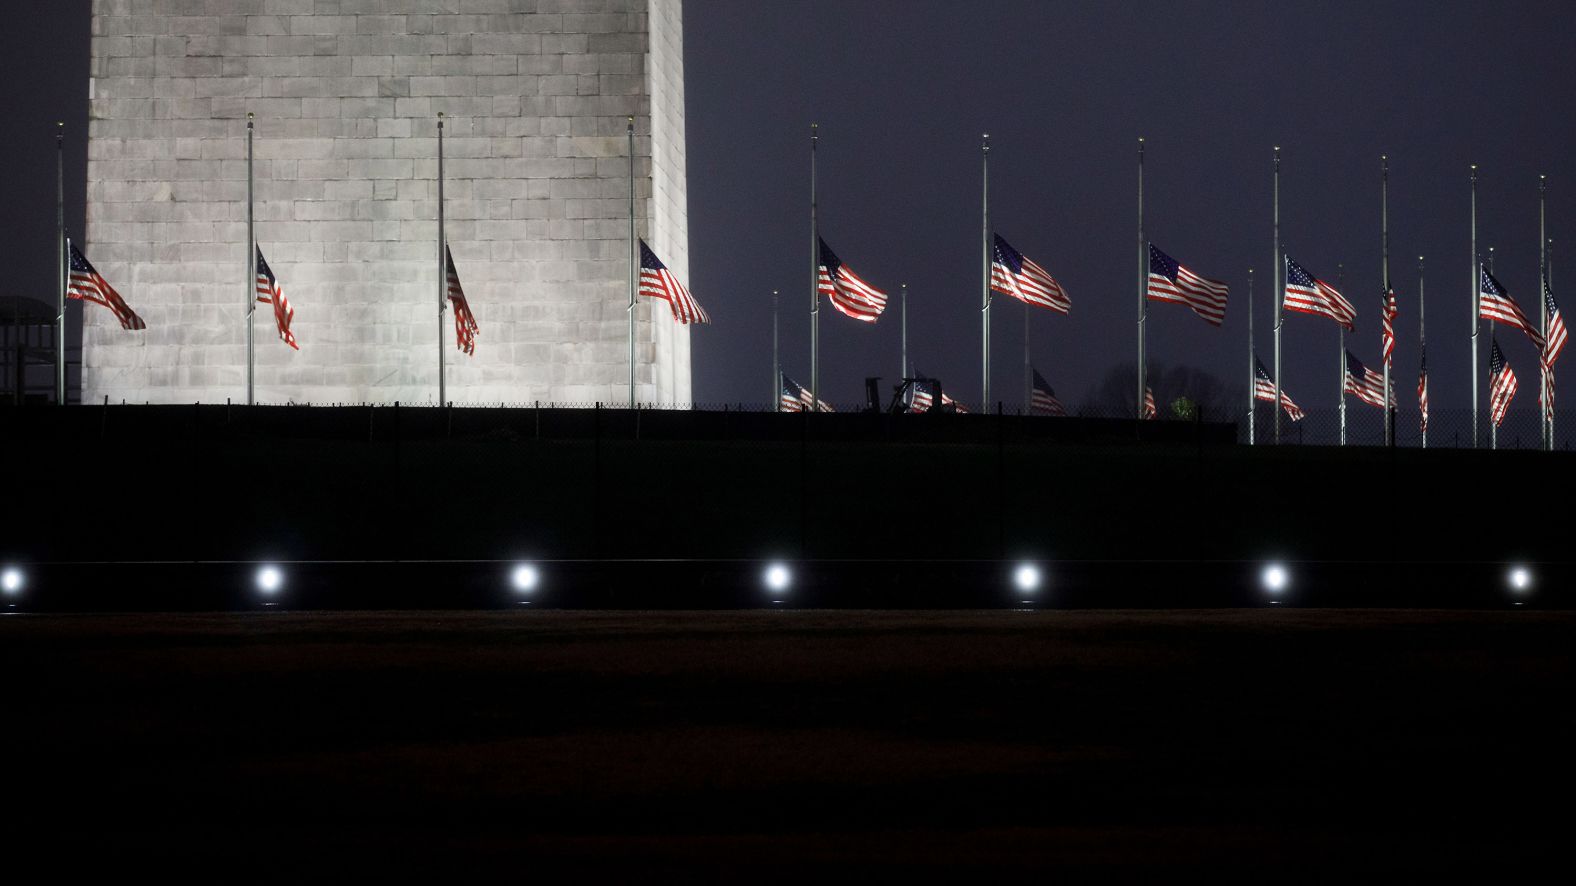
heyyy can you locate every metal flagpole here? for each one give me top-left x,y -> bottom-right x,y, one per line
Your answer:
900,283 -> 908,382
1489,246 -> 1497,450
1338,264 -> 1346,446
246,113 -> 255,406
1023,299 -> 1031,413
981,133 -> 991,409
1470,165 -> 1478,447
1273,147 -> 1283,444
1540,175 -> 1549,450
810,124 -> 819,412
772,289 -> 779,411
1419,256 -> 1426,449
627,117 -> 636,408
1382,156 -> 1391,446
56,122 -> 65,406
1137,138 -> 1146,420
437,113 -> 446,407
1247,268 -> 1255,444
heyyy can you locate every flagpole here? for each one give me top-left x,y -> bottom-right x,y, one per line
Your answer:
1470,164 -> 1478,448
246,112 -> 255,406
1338,263 -> 1345,446
981,133 -> 991,410
627,116 -> 636,408
900,283 -> 908,382
1419,255 -> 1426,449
1023,299 -> 1031,414
772,289 -> 779,411
56,122 -> 65,406
437,112 -> 446,407
1540,175 -> 1549,450
1489,246 -> 1497,451
1137,137 -> 1146,421
1382,155 -> 1391,446
1273,146 -> 1282,444
1247,268 -> 1254,445
809,123 -> 819,412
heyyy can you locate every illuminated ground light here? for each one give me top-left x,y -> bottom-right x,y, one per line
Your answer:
1261,562 -> 1290,599
1,565 -> 23,597
1508,565 -> 1533,601
255,564 -> 284,596
1013,562 -> 1043,593
511,563 -> 541,594
763,562 -> 792,599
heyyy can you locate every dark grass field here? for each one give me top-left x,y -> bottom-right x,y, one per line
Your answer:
4,609 -> 1573,875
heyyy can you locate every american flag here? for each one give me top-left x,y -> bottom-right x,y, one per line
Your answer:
907,377 -> 934,413
1479,265 -> 1545,349
1489,338 -> 1517,427
254,246 -> 297,350
1381,287 -> 1398,367
640,239 -> 709,324
1543,280 -> 1565,422
1284,256 -> 1356,330
445,246 -> 479,355
991,234 -> 1070,313
1253,356 -> 1304,421
817,238 -> 887,322
780,373 -> 833,412
1143,386 -> 1157,420
1030,367 -> 1066,416
1343,350 -> 1393,409
67,241 -> 145,331
942,392 -> 969,413
1146,243 -> 1227,325
1418,346 -> 1429,433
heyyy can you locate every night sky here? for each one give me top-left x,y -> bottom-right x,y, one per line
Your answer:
5,1 -> 1573,412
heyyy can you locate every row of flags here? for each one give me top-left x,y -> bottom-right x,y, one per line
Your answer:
63,236 -> 709,355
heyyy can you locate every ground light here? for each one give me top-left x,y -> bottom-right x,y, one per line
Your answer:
1,565 -> 22,597
511,563 -> 540,594
1013,563 -> 1042,593
1508,565 -> 1533,601
1261,562 -> 1289,600
763,562 -> 791,599
255,564 -> 284,596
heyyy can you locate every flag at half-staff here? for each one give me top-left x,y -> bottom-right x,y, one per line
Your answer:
942,392 -> 969,413
1489,338 -> 1518,427
67,240 -> 145,331
254,246 -> 297,350
1254,357 -> 1304,421
816,238 -> 887,321
1030,367 -> 1066,416
781,373 -> 833,412
906,377 -> 935,413
1344,351 -> 1394,409
1146,244 -> 1227,325
1418,347 -> 1429,433
1541,280 -> 1566,421
445,246 -> 479,355
1381,287 -> 1398,366
1284,256 -> 1356,330
1479,266 -> 1545,349
990,234 -> 1070,313
1142,386 -> 1157,420
639,239 -> 709,324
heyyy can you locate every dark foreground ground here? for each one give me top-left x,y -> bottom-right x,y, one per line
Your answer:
4,609 -> 1573,876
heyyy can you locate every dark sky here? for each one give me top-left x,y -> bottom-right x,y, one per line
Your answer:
6,1 -> 1574,412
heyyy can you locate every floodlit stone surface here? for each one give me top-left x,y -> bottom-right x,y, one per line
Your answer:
85,0 -> 690,406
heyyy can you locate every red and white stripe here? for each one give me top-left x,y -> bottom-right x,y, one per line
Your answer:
1147,267 -> 1227,326
992,255 -> 1071,314
255,256 -> 297,349
446,249 -> 479,356
1253,376 -> 1305,421
1142,387 -> 1157,420
67,243 -> 145,331
818,265 -> 887,322
1481,291 -> 1544,350
1381,288 -> 1398,366
1030,389 -> 1065,417
641,268 -> 709,325
1490,362 -> 1518,427
1285,281 -> 1356,330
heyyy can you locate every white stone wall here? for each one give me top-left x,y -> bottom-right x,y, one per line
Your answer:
84,0 -> 690,406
